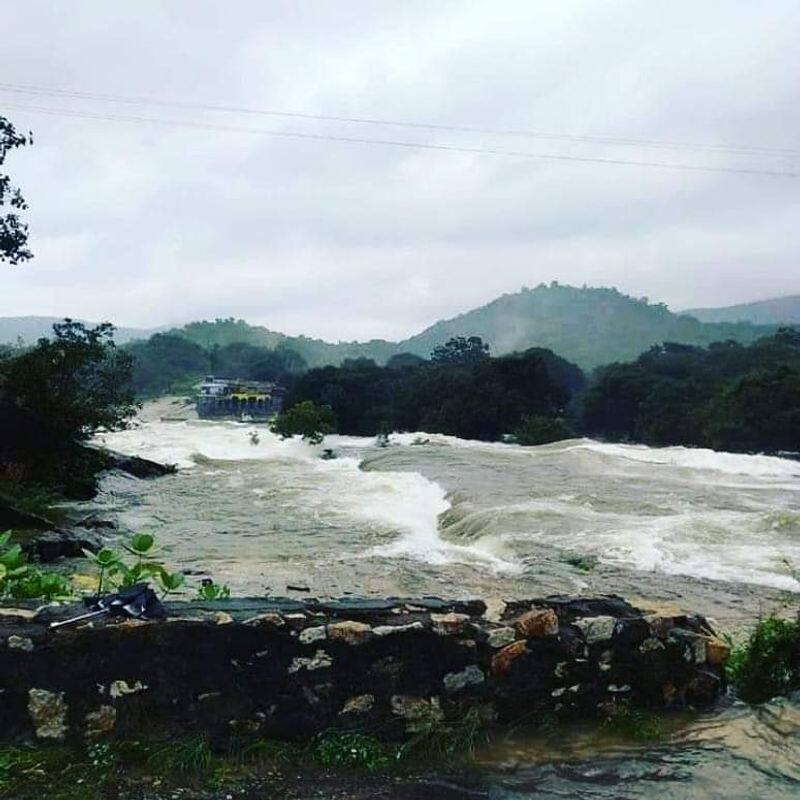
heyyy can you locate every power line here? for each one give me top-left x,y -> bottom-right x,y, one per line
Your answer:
0,81 -> 796,159
3,101 -> 798,179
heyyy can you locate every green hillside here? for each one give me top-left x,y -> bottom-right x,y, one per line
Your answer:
173,318 -> 397,369
397,283 -> 776,371
6,285 -> 783,375
684,294 -> 800,325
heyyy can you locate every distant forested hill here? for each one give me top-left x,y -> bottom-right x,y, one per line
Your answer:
396,284 -> 775,371
684,294 -> 800,325
165,286 -> 778,371
171,318 -> 397,369
0,316 -> 160,345
5,284 -> 783,373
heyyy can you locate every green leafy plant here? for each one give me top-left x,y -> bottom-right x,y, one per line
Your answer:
0,530 -> 72,601
155,568 -> 185,598
727,615 -> 800,703
197,581 -> 231,600
81,547 -> 122,595
82,532 -> 220,600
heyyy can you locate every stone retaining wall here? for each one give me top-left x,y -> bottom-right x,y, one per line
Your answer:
0,594 -> 729,743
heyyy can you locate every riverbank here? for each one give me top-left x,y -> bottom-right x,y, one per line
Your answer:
0,592 -> 729,798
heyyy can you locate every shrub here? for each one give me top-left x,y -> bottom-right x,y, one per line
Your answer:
513,415 -> 575,445
271,400 -> 335,445
727,615 -> 800,703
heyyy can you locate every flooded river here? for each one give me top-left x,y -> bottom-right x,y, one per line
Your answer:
90,417 -> 800,798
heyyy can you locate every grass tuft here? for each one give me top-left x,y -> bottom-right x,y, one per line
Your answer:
600,705 -> 663,742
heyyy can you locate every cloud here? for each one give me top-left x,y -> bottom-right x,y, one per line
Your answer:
1,0 -> 798,339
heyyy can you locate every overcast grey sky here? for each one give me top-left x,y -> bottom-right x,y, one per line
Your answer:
1,1 -> 798,340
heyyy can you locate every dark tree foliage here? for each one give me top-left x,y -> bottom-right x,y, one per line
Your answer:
0,321 -> 137,495
386,352 -> 427,369
127,333 -> 210,397
286,346 -> 584,441
211,342 -> 306,383
430,336 -> 490,365
271,400 -> 335,445
126,336 -> 306,397
0,115 -> 32,265
580,330 -> 800,453
514,415 -> 575,446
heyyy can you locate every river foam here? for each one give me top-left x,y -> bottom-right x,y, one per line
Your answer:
95,421 -> 800,595
96,421 -> 513,572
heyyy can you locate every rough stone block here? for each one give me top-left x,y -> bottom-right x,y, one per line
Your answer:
515,608 -> 559,638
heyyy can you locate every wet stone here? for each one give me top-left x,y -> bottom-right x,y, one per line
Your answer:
705,636 -> 731,665
288,649 -> 332,673
491,640 -> 528,677
443,665 -> 485,693
515,608 -> 559,638
431,612 -> 470,636
326,620 -> 373,645
340,694 -> 375,715
391,695 -> 444,732
28,688 -> 68,740
574,615 -> 617,644
640,637 -> 666,653
7,635 -> 34,652
85,705 -> 116,738
373,621 -> 424,636
298,625 -> 327,644
109,680 -> 147,698
487,626 -> 516,648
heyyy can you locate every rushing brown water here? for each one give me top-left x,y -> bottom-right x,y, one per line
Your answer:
89,418 -> 800,798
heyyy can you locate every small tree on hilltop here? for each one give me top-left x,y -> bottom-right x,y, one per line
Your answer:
0,115 -> 32,265
430,336 -> 490,366
271,400 -> 335,445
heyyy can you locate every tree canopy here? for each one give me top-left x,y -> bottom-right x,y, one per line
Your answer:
285,344 -> 584,441
0,321 -> 137,496
271,400 -> 335,445
580,331 -> 800,453
0,115 -> 32,265
430,336 -> 490,365
125,335 -> 306,397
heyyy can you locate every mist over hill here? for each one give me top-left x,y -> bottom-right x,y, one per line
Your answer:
2,285 -> 782,372
169,285 -> 776,371
684,294 -> 800,326
395,284 -> 775,370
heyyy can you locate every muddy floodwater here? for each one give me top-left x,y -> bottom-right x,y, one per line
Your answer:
89,416 -> 800,798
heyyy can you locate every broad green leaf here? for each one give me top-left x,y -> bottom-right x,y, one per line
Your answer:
129,532 -> 155,554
